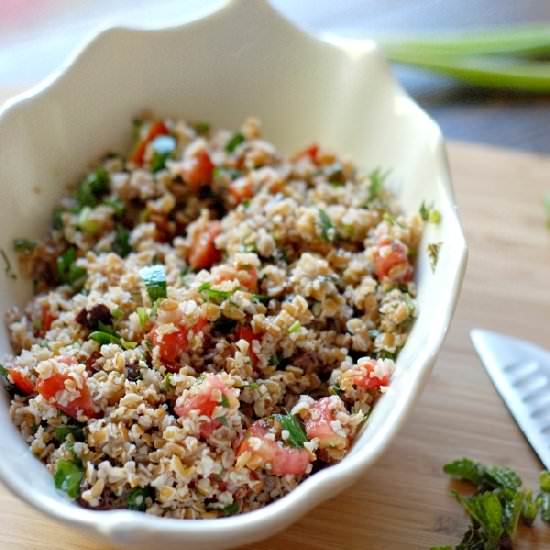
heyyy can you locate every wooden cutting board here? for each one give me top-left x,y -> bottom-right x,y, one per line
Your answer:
1,141 -> 549,550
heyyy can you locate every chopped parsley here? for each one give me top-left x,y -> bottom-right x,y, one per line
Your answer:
275,413 -> 308,448
223,501 -> 240,516
427,242 -> 442,273
435,458 -> 550,549
112,224 -> 132,257
54,424 -> 85,443
140,264 -> 167,302
127,486 -> 154,512
220,394 -> 230,408
366,167 -> 389,204
193,121 -> 210,135
318,209 -> 336,242
56,248 -> 86,289
77,167 -> 110,208
419,201 -> 441,224
54,458 -> 83,499
329,384 -> 342,396
13,239 -> 36,253
198,282 -> 235,303
225,132 -> 245,154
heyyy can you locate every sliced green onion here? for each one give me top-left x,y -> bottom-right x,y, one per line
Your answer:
140,264 -> 167,302
89,330 -> 121,346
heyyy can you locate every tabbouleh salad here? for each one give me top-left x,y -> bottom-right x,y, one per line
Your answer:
1,115 -> 422,518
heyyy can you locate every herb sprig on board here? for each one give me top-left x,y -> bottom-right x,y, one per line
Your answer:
432,457 -> 549,550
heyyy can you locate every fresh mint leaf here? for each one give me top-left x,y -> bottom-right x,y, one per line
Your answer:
275,413 -> 308,448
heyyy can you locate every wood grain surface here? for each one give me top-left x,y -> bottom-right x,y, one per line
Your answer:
0,141 -> 549,549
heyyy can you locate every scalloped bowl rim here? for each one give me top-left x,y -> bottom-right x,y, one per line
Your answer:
0,0 -> 468,545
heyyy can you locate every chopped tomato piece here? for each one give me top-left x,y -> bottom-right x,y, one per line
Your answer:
183,150 -> 214,191
175,374 -> 235,418
351,359 -> 390,391
131,120 -> 169,166
304,397 -> 347,451
229,178 -> 254,203
9,370 -> 34,394
237,421 -> 310,476
188,221 -> 221,270
34,305 -> 56,337
37,373 -> 97,419
306,143 -> 319,164
193,316 -> 209,333
155,328 -> 188,367
198,419 -> 221,439
373,239 -> 413,283
237,325 -> 259,367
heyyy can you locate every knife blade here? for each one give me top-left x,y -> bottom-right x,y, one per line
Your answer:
471,329 -> 550,470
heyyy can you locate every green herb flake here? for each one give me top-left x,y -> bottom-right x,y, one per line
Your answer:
89,330 -> 121,346
13,239 -> 37,253
0,364 -> 8,377
275,413 -> 308,448
366,168 -> 388,204
0,248 -> 16,280
242,199 -> 251,209
140,264 -> 167,302
427,242 -> 442,273
198,282 -> 235,303
127,486 -> 153,512
77,167 -> 110,208
223,501 -> 240,516
54,424 -> 85,443
225,132 -> 245,154
419,201 -> 441,224
251,293 -> 269,303
111,307 -> 124,320
56,247 -> 87,289
329,384 -> 342,396
220,394 -> 230,408
288,321 -> 301,334
54,458 -> 84,499
318,208 -> 335,242
112,224 -> 132,258
193,121 -> 210,135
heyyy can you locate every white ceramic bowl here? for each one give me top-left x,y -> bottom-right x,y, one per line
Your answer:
0,1 -> 467,548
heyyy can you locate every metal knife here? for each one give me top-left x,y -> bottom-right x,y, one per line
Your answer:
471,329 -> 550,470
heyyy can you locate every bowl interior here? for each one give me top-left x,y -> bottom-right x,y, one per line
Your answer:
0,0 -> 466,546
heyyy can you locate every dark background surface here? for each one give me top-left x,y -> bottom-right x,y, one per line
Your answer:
275,0 -> 550,154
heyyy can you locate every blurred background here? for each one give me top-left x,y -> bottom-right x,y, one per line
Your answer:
2,0 -> 550,152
